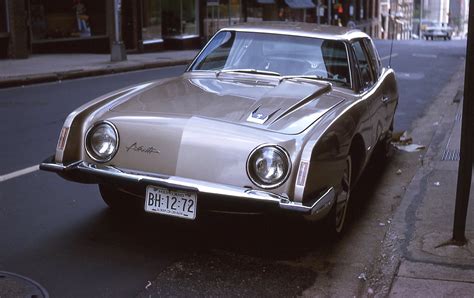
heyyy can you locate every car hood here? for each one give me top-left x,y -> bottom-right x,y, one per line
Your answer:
108,72 -> 345,134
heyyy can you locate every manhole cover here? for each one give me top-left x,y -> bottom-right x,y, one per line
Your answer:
0,271 -> 49,298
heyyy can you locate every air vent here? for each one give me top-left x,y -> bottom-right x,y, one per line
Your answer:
246,107 -> 279,124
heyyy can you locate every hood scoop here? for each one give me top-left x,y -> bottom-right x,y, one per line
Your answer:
246,106 -> 281,124
245,82 -> 333,126
270,82 -> 332,125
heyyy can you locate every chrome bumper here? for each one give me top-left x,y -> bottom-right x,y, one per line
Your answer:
40,155 -> 335,218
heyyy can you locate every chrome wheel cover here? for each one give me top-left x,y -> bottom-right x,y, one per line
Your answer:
335,156 -> 351,233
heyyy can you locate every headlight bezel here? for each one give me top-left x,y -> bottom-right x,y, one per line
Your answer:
85,121 -> 119,163
246,144 -> 291,189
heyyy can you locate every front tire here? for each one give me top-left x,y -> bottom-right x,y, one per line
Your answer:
335,155 -> 352,233
321,155 -> 352,235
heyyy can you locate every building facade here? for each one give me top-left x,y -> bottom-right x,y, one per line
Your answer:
1,0 -> 381,59
423,0 -> 450,24
449,0 -> 468,36
380,0 -> 414,39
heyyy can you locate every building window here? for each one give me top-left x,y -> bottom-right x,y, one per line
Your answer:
0,0 -> 7,33
30,0 -> 106,41
162,0 -> 198,37
142,0 -> 162,42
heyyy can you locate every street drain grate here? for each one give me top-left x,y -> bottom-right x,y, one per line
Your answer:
455,111 -> 462,122
442,149 -> 460,161
0,271 -> 49,298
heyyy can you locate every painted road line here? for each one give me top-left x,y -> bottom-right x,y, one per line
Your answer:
412,53 -> 438,58
380,53 -> 399,61
0,165 -> 40,183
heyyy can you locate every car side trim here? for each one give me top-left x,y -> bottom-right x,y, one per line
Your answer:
40,155 -> 335,219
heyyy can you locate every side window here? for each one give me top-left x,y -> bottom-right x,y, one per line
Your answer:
352,40 -> 375,91
364,38 -> 382,78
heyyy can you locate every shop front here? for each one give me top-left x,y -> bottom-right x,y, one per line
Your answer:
121,0 -> 201,52
139,0 -> 163,50
204,0 -> 243,40
245,0 -> 316,24
162,0 -> 200,49
29,0 -> 109,53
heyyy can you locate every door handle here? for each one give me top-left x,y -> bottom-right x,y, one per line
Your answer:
382,96 -> 390,103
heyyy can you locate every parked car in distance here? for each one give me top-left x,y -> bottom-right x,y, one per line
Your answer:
40,22 -> 398,235
423,22 -> 453,40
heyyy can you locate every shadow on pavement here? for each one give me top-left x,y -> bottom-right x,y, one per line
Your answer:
59,146 -> 394,264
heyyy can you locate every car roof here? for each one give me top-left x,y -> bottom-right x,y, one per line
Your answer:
221,22 -> 369,41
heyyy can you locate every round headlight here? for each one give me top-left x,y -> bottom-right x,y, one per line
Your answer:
247,145 -> 291,189
86,121 -> 118,162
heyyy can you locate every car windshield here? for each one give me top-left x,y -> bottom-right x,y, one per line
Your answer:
190,31 -> 351,87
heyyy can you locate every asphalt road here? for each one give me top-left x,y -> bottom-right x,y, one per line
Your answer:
0,39 -> 467,297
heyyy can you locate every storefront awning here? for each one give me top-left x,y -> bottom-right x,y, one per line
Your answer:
257,0 -> 275,4
284,0 -> 315,9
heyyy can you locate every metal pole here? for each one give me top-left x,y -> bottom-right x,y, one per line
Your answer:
228,0 -> 231,25
452,0 -> 474,244
316,1 -> 320,24
419,0 -> 423,39
111,0 -> 126,62
328,0 -> 332,25
114,0 -> 120,43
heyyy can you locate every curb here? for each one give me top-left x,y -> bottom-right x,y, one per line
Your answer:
364,63 -> 467,296
0,58 -> 193,89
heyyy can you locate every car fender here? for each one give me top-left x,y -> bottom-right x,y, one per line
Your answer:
293,98 -> 368,203
56,81 -> 160,163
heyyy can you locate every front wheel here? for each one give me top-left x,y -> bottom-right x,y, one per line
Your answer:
335,155 -> 352,233
322,155 -> 352,235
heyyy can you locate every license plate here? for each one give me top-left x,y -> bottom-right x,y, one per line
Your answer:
145,186 -> 197,220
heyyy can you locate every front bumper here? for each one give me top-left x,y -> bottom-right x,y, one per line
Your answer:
424,31 -> 449,37
40,155 -> 335,219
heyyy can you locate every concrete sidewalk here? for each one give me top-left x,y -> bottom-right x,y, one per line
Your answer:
0,50 -> 199,88
367,65 -> 474,297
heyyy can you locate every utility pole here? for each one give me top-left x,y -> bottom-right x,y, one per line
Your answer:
111,0 -> 126,62
419,0 -> 423,39
452,0 -> 473,245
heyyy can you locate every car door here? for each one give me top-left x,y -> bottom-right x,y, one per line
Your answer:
365,38 -> 396,135
352,38 -> 384,151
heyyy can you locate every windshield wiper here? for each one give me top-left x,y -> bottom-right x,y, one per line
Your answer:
280,75 -> 349,86
217,69 -> 281,77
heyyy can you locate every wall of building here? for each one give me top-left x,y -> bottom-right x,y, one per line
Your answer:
380,0 -> 413,40
449,0 -> 468,36
423,0 -> 450,24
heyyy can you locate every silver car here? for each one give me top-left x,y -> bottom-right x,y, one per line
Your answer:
41,22 -> 398,235
423,23 -> 453,40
